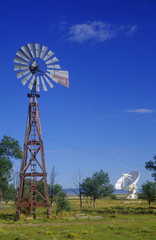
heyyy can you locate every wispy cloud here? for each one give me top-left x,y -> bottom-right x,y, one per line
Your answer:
125,109 -> 155,114
66,21 -> 138,44
126,25 -> 138,36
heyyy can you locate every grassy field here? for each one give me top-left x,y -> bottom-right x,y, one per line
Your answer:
0,196 -> 156,239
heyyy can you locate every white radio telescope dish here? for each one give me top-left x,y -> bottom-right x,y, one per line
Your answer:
115,170 -> 140,199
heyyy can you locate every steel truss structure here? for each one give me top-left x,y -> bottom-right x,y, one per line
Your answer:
16,93 -> 50,220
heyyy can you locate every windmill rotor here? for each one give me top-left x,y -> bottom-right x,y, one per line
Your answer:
14,43 -> 69,92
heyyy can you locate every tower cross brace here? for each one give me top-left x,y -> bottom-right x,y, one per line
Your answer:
16,93 -> 50,220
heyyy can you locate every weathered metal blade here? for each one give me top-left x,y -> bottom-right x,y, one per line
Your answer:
14,64 -> 29,71
16,49 -> 30,62
43,75 -> 54,88
35,43 -> 41,58
14,56 -> 29,65
28,75 -> 36,90
21,44 -> 33,59
28,43 -> 36,58
36,76 -> 40,92
46,64 -> 61,69
45,57 -> 59,65
40,76 -> 48,91
50,70 -> 69,88
45,72 -> 56,82
43,50 -> 55,62
21,73 -> 32,85
16,69 -> 30,79
40,45 -> 48,59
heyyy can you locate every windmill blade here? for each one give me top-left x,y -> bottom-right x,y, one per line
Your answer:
49,70 -> 69,88
43,50 -> 55,62
40,45 -> 48,59
28,75 -> 36,90
36,76 -> 40,92
40,76 -> 48,91
46,72 -> 58,83
46,64 -> 61,69
14,64 -> 29,71
44,75 -> 54,88
16,49 -> 30,62
14,56 -> 29,65
35,43 -> 41,58
16,69 -> 30,79
28,43 -> 36,58
45,57 -> 59,65
21,72 -> 32,86
21,44 -> 33,59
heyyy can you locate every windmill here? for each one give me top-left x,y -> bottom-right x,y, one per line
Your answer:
14,43 -> 69,220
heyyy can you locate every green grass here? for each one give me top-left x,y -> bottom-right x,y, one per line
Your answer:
0,215 -> 156,239
0,197 -> 156,239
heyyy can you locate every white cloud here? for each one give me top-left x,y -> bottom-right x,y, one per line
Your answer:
125,109 -> 155,114
68,21 -> 138,43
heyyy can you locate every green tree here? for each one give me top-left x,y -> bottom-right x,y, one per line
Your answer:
3,183 -> 16,204
81,170 -> 114,208
139,181 -> 156,208
0,135 -> 22,159
53,184 -> 63,197
0,135 -> 22,206
145,156 -> 156,181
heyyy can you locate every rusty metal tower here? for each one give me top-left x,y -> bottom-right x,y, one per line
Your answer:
14,43 -> 69,220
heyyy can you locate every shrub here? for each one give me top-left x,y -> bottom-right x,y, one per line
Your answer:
55,192 -> 72,213
45,230 -> 52,235
66,232 -> 76,238
110,194 -> 117,200
82,230 -> 89,234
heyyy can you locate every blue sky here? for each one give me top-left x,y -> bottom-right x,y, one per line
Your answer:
0,0 -> 156,188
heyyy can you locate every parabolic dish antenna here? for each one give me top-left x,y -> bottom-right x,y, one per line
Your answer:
115,170 -> 140,199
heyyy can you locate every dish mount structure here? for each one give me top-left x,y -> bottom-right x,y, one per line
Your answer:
14,43 -> 69,220
115,171 -> 140,199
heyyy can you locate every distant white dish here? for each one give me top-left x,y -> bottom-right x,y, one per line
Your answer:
115,171 -> 140,199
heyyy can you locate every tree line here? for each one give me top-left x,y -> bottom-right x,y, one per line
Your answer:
0,135 -> 155,211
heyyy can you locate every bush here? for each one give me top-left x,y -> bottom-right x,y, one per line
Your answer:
110,194 -> 117,200
66,232 -> 76,238
55,192 -> 72,213
45,230 -> 52,235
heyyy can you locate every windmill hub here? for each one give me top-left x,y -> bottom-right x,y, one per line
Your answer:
29,64 -> 40,74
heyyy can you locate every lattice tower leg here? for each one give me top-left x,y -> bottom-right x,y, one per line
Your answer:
16,93 -> 50,220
